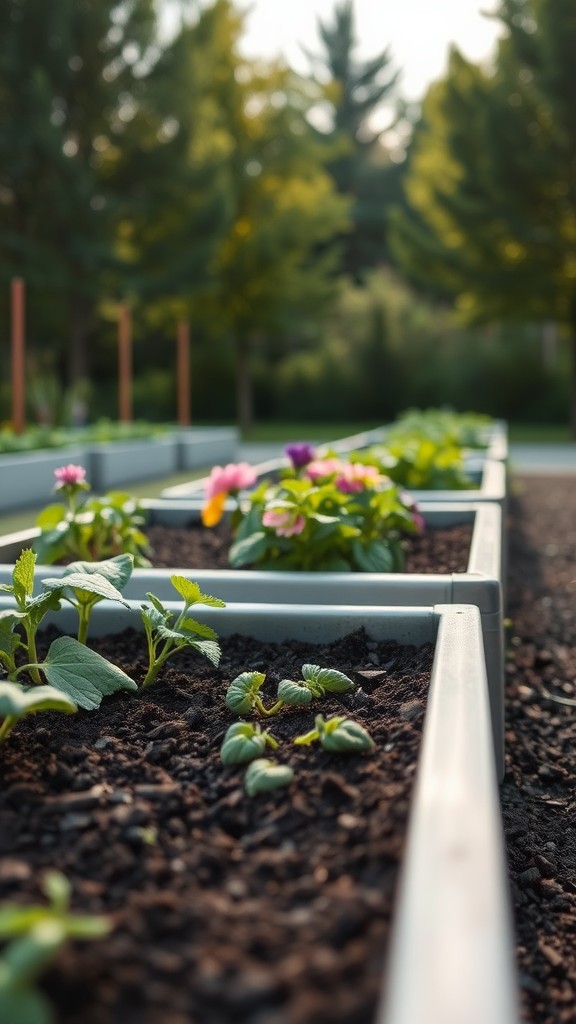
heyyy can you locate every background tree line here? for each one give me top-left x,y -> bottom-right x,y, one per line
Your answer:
0,0 -> 573,432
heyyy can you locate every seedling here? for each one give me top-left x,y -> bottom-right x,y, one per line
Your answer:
294,713 -> 375,753
0,550 -> 138,710
244,758 -> 294,795
0,682 -> 77,745
0,870 -> 111,1024
225,663 -> 354,716
220,721 -> 279,765
140,575 -> 225,688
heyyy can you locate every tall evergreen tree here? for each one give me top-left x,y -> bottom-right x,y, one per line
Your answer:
304,0 -> 402,278
189,0 -> 351,434
0,0 -> 228,389
390,0 -> 576,432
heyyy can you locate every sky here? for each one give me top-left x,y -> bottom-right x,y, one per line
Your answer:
235,0 -> 505,104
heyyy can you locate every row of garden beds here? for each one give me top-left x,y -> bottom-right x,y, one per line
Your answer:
0,417 -> 518,1023
0,427 -> 238,511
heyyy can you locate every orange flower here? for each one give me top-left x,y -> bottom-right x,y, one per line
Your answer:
201,491 -> 227,527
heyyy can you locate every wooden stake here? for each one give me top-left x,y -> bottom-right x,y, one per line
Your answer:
177,319 -> 191,426
118,304 -> 132,423
11,277 -> 26,434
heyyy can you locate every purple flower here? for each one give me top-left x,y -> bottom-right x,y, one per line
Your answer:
285,442 -> 316,469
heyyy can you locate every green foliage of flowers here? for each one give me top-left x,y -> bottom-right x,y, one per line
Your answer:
228,475 -> 420,572
34,484 -> 152,568
0,871 -> 111,1024
351,437 -> 476,491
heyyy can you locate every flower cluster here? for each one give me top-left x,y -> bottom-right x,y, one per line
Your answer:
305,457 -> 385,493
201,462 -> 258,527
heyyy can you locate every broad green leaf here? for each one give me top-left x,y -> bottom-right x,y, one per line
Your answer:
245,759 -> 294,796
13,549 -> 36,603
41,573 -> 130,608
277,679 -> 313,706
302,665 -> 354,693
63,554 -> 134,591
0,683 -> 77,721
228,532 -> 270,568
41,636 -> 137,710
36,503 -> 66,529
351,539 -> 396,573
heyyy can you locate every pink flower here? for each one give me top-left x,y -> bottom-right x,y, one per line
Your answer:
54,464 -> 87,487
305,457 -> 347,481
204,462 -> 258,499
335,463 -> 384,493
262,508 -> 306,537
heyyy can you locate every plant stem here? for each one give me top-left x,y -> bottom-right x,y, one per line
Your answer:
23,623 -> 42,685
0,716 -> 17,743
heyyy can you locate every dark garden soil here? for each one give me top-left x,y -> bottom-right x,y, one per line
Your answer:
0,625 -> 433,1024
144,520 -> 474,574
1,471 -> 575,1023
502,473 -> 576,1024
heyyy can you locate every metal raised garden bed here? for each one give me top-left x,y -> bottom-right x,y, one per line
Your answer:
2,599 -> 518,1024
0,499 -> 506,779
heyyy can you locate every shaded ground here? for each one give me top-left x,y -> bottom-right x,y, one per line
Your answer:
502,473 -> 576,1023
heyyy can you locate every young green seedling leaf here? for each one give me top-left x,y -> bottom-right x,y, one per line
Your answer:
294,714 -> 375,753
276,679 -> 313,706
0,869 -> 111,1024
244,758 -> 294,795
12,549 -> 36,606
140,584 -> 224,688
0,682 -> 77,744
220,721 -> 279,765
224,671 -> 282,716
301,664 -> 355,693
170,575 -> 226,608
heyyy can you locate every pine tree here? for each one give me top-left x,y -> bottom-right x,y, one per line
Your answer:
304,0 -> 402,278
390,0 -> 576,432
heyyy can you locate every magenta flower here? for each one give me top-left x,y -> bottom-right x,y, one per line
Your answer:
285,441 -> 316,469
54,464 -> 87,488
204,462 -> 258,499
262,508 -> 306,537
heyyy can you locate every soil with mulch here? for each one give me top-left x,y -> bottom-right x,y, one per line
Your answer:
501,473 -> 576,1024
144,520 -> 474,574
2,471 -> 576,1023
0,621 -> 434,1024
